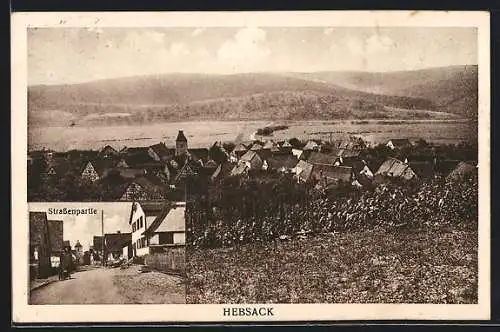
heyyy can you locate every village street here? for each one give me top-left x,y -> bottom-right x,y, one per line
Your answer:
29,265 -> 186,304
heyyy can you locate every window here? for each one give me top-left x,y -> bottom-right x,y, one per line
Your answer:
159,232 -> 174,245
132,222 -> 136,232
140,216 -> 144,228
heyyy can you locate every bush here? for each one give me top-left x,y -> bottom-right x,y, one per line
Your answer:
187,174 -> 478,249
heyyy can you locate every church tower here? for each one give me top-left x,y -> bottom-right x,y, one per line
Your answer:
175,130 -> 188,157
74,240 -> 84,264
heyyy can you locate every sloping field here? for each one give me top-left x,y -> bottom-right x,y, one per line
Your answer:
186,226 -> 477,304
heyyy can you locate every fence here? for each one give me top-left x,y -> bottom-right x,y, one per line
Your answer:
144,244 -> 185,275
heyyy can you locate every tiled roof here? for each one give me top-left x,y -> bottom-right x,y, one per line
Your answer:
265,155 -> 299,170
312,165 -> 353,183
388,139 -> 412,147
143,203 -> 185,236
234,143 -> 248,152
204,159 -> 218,168
124,151 -> 156,166
100,145 -> 119,155
375,158 -> 398,175
408,161 -> 435,179
111,167 -> 146,179
262,140 -> 275,150
307,152 -> 335,165
138,201 -> 166,216
337,149 -> 362,158
295,160 -> 314,182
240,150 -> 258,162
342,159 -> 367,173
83,158 -> 116,177
149,143 -> 173,159
446,161 -> 477,181
188,148 -> 209,162
123,146 -> 150,154
104,232 -> 132,252
298,150 -> 312,161
230,163 -> 249,176
122,176 -> 165,200
250,143 -> 263,151
375,158 -> 417,180
212,162 -> 234,181
303,141 -> 319,151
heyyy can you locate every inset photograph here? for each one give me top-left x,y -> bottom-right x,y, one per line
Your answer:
28,201 -> 186,305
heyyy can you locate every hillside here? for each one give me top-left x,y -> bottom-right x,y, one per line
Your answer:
288,65 -> 478,118
28,68 -> 474,126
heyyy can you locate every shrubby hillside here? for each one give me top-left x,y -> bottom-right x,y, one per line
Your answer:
28,66 -> 476,126
288,65 -> 478,118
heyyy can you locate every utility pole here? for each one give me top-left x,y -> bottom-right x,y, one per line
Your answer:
101,209 -> 104,267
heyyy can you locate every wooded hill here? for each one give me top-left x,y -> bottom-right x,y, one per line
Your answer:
288,65 -> 478,118
28,66 -> 477,126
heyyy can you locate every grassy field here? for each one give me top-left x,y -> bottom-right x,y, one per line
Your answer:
28,119 -> 476,152
186,226 -> 477,304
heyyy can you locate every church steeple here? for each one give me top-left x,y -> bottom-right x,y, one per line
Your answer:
176,130 -> 187,142
175,130 -> 188,157
75,240 -> 83,253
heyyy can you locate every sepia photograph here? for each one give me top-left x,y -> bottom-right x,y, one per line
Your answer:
12,11 -> 490,322
28,202 -> 186,305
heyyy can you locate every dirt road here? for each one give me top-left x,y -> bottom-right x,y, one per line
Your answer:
29,265 -> 185,304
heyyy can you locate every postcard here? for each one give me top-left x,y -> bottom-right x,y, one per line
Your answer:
12,10 -> 490,323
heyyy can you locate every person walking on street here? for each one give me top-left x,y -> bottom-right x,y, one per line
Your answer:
59,246 -> 72,280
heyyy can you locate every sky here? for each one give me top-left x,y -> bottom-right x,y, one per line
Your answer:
29,202 -> 132,251
28,27 -> 477,85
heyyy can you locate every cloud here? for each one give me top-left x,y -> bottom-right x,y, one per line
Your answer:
191,27 -> 206,37
104,213 -> 128,234
324,28 -> 334,36
334,34 -> 395,58
169,42 -> 191,57
329,33 -> 396,71
345,38 -> 365,55
365,34 -> 395,54
217,27 -> 271,65
86,27 -> 104,34
123,30 -> 166,51
64,214 -> 101,251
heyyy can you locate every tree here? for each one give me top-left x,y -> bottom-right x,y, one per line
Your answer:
223,142 -> 235,153
288,137 -> 302,148
28,156 -> 47,192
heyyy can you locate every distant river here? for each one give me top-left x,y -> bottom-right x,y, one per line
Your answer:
28,120 -> 478,152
